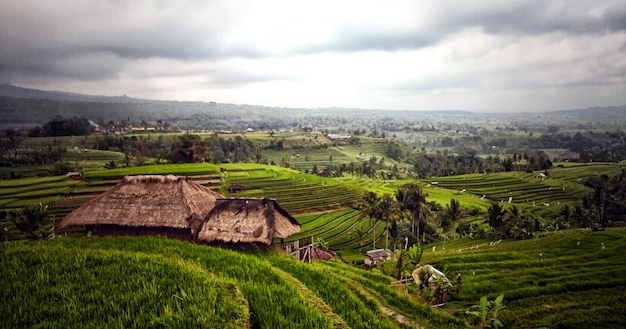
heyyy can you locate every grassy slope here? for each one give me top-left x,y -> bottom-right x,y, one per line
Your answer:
4,230 -> 623,329
1,238 -> 249,329
2,162 -> 626,328
1,236 -> 452,329
2,162 -> 622,248
419,228 -> 626,329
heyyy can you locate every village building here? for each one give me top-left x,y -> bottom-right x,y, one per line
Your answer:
228,184 -> 245,193
364,248 -> 392,266
327,133 -> 351,141
60,175 -> 301,247
412,264 -> 454,304
196,198 -> 300,246
66,171 -> 82,180
60,175 -> 222,240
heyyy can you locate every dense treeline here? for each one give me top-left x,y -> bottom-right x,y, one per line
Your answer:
579,170 -> 626,228
0,130 -> 66,168
523,130 -> 626,161
29,115 -> 93,137
405,150 -> 552,178
94,133 -> 262,166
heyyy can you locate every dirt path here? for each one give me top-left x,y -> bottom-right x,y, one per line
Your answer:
272,267 -> 349,329
275,264 -> 433,329
345,280 -> 432,329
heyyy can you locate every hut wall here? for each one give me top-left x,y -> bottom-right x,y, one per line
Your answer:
87,224 -> 192,241
88,224 -> 135,237
137,226 -> 192,241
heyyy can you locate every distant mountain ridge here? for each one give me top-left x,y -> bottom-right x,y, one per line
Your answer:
549,105 -> 626,119
2,83 -> 625,117
0,83 -> 144,103
1,83 -> 625,131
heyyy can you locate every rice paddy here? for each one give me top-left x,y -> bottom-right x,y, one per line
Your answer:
420,228 -> 626,328
1,161 -> 625,328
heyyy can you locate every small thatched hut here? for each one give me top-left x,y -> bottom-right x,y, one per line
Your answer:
228,184 -> 245,193
412,265 -> 453,291
60,175 -> 222,240
197,198 -> 300,246
364,249 -> 392,266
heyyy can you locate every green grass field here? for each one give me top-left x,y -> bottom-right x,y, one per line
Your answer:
1,236 -> 463,329
1,160 -> 625,328
418,228 -> 626,328
3,229 -> 624,328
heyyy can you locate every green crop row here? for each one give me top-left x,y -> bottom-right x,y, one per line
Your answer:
264,253 -> 411,329
290,212 -> 361,243
294,209 -> 356,234
1,237 -> 340,329
1,240 -> 249,329
85,163 -> 219,180
419,228 -> 626,328
315,261 -> 468,329
295,212 -> 329,225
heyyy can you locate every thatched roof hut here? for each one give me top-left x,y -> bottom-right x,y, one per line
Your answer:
197,198 -> 300,245
60,175 -> 222,240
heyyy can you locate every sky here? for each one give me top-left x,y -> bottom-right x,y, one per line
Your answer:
1,1 -> 625,112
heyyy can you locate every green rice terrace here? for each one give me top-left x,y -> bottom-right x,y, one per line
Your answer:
2,230 -> 625,328
1,161 -> 625,328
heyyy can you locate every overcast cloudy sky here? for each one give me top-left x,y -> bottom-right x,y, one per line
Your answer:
1,1 -> 625,112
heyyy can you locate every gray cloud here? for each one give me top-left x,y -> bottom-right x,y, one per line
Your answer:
0,0 -> 624,111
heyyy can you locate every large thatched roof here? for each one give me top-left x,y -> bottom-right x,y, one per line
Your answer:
197,198 -> 300,245
60,175 -> 222,231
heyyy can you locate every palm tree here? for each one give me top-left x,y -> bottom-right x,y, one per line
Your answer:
376,194 -> 398,250
359,191 -> 380,249
353,227 -> 365,252
487,202 -> 506,232
572,205 -> 588,228
7,203 -> 49,239
388,220 -> 399,251
396,184 -> 429,243
445,198 -> 463,238
559,204 -> 571,226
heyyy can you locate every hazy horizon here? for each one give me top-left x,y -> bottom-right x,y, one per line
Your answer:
1,1 -> 625,113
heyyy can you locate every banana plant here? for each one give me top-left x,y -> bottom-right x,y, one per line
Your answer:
466,294 -> 506,329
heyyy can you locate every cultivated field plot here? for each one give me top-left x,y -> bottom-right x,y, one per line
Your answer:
1,236 -> 464,329
420,164 -> 624,218
222,166 -> 362,214
421,228 -> 626,329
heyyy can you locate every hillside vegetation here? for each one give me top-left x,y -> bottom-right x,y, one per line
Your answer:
420,228 -> 626,328
1,236 -> 465,329
2,229 -> 626,328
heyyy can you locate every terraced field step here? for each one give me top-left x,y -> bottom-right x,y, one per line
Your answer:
289,209 -> 358,240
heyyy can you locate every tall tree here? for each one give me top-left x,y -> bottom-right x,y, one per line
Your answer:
167,134 -> 208,163
487,202 -> 506,233
396,184 -> 429,243
445,198 -> 463,238
7,203 -> 49,239
377,194 -> 397,250
359,192 -> 380,249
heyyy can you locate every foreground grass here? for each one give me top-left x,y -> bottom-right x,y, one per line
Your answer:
5,236 -> 463,329
1,239 -> 249,328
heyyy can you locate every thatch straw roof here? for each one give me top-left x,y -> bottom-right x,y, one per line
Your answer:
60,175 -> 222,232
197,198 -> 300,245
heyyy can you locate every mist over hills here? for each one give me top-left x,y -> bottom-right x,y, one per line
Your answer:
0,83 -> 143,103
1,83 -> 624,131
